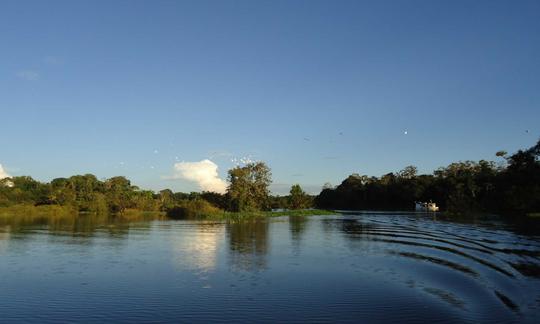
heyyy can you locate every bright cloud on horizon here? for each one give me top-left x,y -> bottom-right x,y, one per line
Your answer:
168,159 -> 227,194
0,164 -> 10,179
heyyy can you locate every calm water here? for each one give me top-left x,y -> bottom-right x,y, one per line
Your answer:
1,212 -> 540,323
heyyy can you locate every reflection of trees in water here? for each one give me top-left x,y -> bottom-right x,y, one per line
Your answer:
0,213 -> 158,241
321,217 -> 372,237
0,226 -> 10,253
289,216 -> 308,251
321,217 -> 380,253
338,218 -> 376,236
227,219 -> 270,271
336,218 -> 374,249
321,217 -> 336,234
170,221 -> 224,273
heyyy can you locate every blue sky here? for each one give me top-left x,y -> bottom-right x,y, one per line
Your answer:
1,0 -> 539,194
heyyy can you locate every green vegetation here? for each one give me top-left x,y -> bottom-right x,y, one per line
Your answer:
0,174 -> 161,214
288,184 -> 313,209
227,162 -> 272,212
1,140 -> 538,219
315,139 -> 540,215
219,209 -> 336,222
166,199 -> 223,219
167,205 -> 335,221
0,161 -> 324,221
0,204 -> 77,217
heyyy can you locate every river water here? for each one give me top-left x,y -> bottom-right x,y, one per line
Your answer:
1,212 -> 539,323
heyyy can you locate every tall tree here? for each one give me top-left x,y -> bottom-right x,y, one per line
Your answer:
227,162 -> 272,212
398,166 -> 418,179
288,184 -> 311,209
104,176 -> 135,213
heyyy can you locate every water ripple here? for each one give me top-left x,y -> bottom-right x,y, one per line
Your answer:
0,213 -> 539,322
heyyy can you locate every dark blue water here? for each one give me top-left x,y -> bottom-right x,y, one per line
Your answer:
1,212 -> 539,323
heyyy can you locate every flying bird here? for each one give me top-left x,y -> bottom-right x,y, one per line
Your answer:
404,130 -> 408,135
303,137 -> 311,141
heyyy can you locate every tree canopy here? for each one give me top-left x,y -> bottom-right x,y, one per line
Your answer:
0,162 -> 276,216
315,139 -> 540,214
288,184 -> 312,210
227,162 -> 272,212
1,139 -> 539,216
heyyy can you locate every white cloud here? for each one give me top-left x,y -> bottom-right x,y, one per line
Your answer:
0,164 -> 13,187
16,70 -> 40,81
169,159 -> 227,194
0,164 -> 10,179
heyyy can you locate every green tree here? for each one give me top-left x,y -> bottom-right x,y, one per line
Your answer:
288,184 -> 311,209
50,177 -> 77,206
227,162 -> 272,212
159,189 -> 175,210
398,166 -> 418,179
134,190 -> 160,211
9,176 -> 51,205
499,139 -> 540,213
66,174 -> 104,211
104,176 -> 135,213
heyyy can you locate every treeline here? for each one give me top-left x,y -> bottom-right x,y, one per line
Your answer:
270,185 -> 314,210
0,175 -> 161,214
2,140 -> 538,217
0,162 -> 313,217
315,139 -> 540,214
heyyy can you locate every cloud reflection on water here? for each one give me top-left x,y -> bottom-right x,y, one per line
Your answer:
170,222 -> 224,273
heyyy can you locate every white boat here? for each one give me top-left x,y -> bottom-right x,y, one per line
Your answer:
415,201 -> 439,212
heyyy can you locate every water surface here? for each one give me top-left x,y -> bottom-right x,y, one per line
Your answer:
1,212 -> 539,323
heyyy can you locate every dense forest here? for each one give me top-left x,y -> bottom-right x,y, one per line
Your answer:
1,140 -> 539,216
0,161 -> 312,217
315,140 -> 540,215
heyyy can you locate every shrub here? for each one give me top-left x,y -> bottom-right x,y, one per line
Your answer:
166,199 -> 223,219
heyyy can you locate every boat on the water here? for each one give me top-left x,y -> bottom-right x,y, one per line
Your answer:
415,201 -> 439,212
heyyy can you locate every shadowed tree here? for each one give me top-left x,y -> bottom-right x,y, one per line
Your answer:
398,166 -> 418,179
314,139 -> 540,215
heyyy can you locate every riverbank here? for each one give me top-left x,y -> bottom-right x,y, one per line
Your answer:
165,206 -> 337,220
0,204 -> 78,217
0,204 -> 337,222
216,209 -> 338,220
